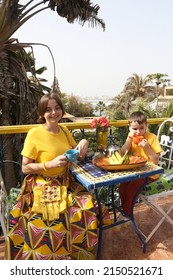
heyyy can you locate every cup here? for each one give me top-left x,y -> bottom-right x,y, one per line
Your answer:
132,136 -> 144,145
65,149 -> 79,162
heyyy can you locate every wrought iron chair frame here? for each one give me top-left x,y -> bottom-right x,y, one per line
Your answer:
139,117 -> 173,244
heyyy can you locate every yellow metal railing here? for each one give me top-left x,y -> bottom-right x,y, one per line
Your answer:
0,117 -> 169,195
0,118 -> 168,135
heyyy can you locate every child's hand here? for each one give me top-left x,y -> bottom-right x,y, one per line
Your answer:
132,135 -> 144,145
129,129 -> 144,144
129,128 -> 136,138
138,138 -> 148,147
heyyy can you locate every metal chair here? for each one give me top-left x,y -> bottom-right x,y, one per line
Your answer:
139,117 -> 173,245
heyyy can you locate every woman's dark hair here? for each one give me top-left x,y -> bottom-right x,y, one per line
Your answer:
37,93 -> 65,123
128,111 -> 147,126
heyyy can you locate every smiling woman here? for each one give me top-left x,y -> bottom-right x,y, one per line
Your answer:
42,100 -> 64,133
4,92 -> 110,260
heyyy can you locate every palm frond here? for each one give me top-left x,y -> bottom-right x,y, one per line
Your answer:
0,0 -> 105,41
48,0 -> 105,28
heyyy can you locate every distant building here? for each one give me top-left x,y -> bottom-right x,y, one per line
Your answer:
149,86 -> 173,110
162,86 -> 173,98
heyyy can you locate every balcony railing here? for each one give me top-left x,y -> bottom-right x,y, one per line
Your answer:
0,117 -> 168,155
0,117 -> 168,190
0,117 -> 167,134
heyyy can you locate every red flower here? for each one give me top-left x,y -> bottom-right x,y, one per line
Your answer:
90,116 -> 110,129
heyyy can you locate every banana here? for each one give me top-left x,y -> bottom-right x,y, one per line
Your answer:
123,154 -> 130,164
109,158 -> 116,164
115,151 -> 122,161
112,153 -> 118,161
109,153 -> 119,164
109,151 -> 122,164
121,151 -> 129,164
109,150 -> 129,165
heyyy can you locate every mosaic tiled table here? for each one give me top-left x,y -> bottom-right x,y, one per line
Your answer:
70,161 -> 164,259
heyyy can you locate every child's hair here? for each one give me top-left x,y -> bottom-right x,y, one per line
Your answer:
128,111 -> 147,126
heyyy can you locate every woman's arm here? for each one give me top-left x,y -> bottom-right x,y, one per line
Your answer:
22,157 -> 44,174
75,139 -> 89,161
22,154 -> 68,175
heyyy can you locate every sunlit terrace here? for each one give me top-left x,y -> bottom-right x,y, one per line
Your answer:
1,117 -> 173,260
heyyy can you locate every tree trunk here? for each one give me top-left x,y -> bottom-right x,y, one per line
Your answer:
0,98 -> 17,194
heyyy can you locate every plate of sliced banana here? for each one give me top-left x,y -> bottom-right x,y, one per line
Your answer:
92,151 -> 146,170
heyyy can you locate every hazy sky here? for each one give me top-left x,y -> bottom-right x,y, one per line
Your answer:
15,0 -> 173,98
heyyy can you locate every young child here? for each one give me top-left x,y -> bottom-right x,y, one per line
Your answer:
119,111 -> 162,217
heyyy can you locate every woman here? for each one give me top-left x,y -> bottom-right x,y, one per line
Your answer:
5,92 -> 100,260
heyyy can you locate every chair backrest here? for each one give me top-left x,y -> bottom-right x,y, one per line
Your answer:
157,117 -> 173,169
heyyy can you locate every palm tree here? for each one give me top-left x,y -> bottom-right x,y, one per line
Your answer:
109,93 -> 132,117
123,73 -> 154,100
95,101 -> 106,116
0,48 -> 50,193
107,73 -> 161,120
0,0 -> 105,193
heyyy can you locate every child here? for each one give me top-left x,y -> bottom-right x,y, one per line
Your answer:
119,111 -> 162,217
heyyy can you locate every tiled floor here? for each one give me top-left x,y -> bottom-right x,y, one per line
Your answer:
101,196 -> 173,260
1,196 -> 173,260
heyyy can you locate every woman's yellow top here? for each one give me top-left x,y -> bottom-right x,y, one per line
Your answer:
21,124 -> 76,176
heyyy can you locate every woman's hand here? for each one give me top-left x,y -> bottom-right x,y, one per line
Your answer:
22,154 -> 68,175
75,139 -> 89,161
51,154 -> 68,168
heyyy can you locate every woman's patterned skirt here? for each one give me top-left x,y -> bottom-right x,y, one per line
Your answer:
5,174 -> 110,260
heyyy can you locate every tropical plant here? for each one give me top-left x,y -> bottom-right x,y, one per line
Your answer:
106,73 -> 155,118
64,95 -> 94,117
0,0 -> 105,193
107,72 -> 172,120
107,93 -> 132,118
0,45 -> 50,193
123,73 -> 154,103
95,101 -> 106,116
147,73 -> 170,87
